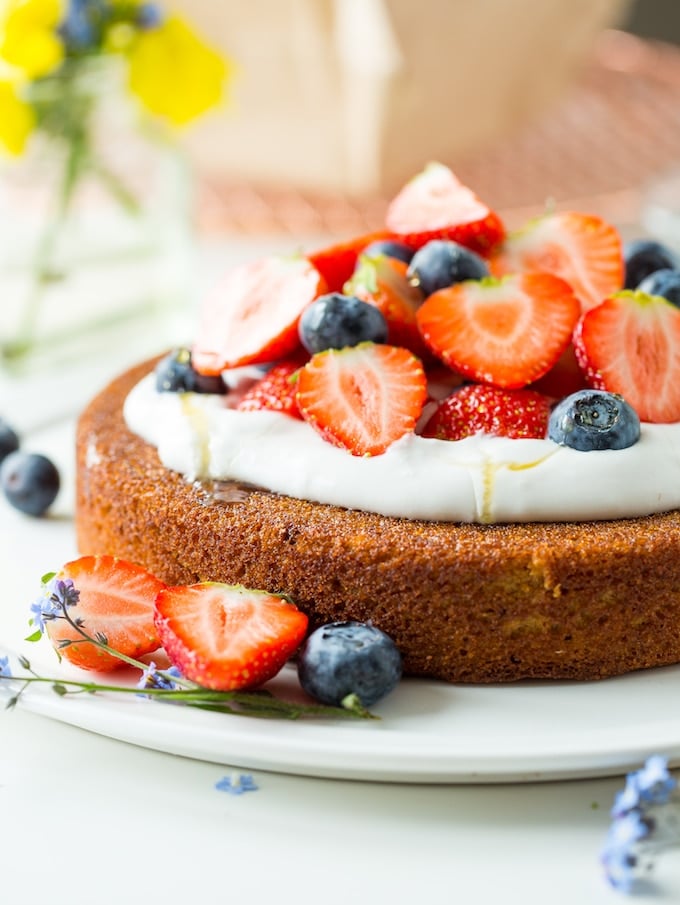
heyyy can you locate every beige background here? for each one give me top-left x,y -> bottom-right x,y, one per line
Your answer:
174,0 -> 630,195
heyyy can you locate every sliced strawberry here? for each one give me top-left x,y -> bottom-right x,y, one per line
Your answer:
344,254 -> 429,357
45,556 -> 165,672
192,256 -> 326,374
530,343 -> 587,399
386,162 -> 505,256
416,272 -> 580,389
154,583 -> 308,691
573,290 -> 680,423
491,212 -> 624,312
307,230 -> 392,292
296,343 -> 427,456
236,359 -> 305,418
421,384 -> 551,440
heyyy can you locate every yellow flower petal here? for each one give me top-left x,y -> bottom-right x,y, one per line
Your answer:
1,0 -> 64,29
0,22 -> 63,77
0,79 -> 34,154
127,15 -> 230,126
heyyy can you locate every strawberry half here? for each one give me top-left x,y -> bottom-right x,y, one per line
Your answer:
344,254 -> 429,357
154,583 -> 308,691
46,556 -> 165,672
192,256 -> 326,374
491,212 -> 623,312
574,290 -> 680,423
236,358 -> 306,418
307,230 -> 392,292
386,162 -> 505,256
296,343 -> 427,456
421,384 -> 551,440
416,272 -> 580,389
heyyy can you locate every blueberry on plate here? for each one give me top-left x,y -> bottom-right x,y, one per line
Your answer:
637,268 -> 680,307
1,451 -> 60,516
548,390 -> 640,451
298,293 -> 388,354
297,621 -> 402,707
0,418 -> 19,464
155,348 -> 226,394
361,239 -> 414,265
623,239 -> 679,290
407,239 -> 489,297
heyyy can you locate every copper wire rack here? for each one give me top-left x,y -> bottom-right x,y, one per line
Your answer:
195,30 -> 680,238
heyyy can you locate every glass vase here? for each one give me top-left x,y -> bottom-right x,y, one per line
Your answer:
0,56 -> 193,374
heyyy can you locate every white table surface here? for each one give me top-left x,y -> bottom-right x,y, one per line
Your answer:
0,239 -> 678,905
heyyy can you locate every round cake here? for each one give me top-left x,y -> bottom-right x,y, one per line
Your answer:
74,164 -> 680,684
75,358 -> 680,683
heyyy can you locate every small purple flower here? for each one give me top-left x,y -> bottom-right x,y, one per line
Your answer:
0,655 -> 11,679
602,757 -> 680,895
136,3 -> 163,30
215,773 -> 259,795
136,662 -> 182,695
30,577 -> 80,634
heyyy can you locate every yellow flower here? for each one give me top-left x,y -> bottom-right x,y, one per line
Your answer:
0,0 -> 65,78
127,14 -> 229,126
0,78 -> 34,153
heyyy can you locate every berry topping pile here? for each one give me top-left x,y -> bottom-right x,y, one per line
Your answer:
175,163 -> 680,453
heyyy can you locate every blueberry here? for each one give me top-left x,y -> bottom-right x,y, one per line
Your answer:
297,621 -> 402,707
298,293 -> 388,354
361,239 -> 414,265
407,240 -> 489,297
548,390 -> 640,451
155,348 -> 226,394
0,418 -> 19,464
1,451 -> 60,516
637,268 -> 680,307
624,239 -> 679,289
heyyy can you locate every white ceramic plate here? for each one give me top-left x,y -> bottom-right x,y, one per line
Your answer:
1,419 -> 679,784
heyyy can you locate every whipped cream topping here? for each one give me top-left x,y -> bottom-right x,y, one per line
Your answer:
122,373 -> 680,524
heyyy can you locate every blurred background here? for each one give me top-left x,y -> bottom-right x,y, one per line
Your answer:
175,0 -> 680,239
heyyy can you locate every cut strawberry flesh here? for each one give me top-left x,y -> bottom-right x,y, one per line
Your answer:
386,162 -> 505,255
155,583 -> 308,691
192,256 -> 326,374
416,272 -> 581,389
574,291 -> 680,423
492,212 -> 623,312
46,556 -> 165,672
296,343 -> 427,456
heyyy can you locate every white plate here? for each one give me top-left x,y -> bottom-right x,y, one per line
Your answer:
1,419 -> 679,784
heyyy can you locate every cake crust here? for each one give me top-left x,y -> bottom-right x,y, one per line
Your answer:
75,360 -> 680,682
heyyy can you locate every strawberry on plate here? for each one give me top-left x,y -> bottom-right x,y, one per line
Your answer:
344,254 -> 429,357
386,162 -> 505,256
296,342 -> 427,456
421,384 -> 552,440
307,230 -> 392,292
45,556 -> 165,672
236,358 -> 306,418
491,211 -> 623,312
192,256 -> 326,374
574,290 -> 680,423
155,583 -> 308,691
416,272 -> 581,389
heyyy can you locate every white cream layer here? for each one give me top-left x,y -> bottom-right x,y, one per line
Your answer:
123,373 -> 680,524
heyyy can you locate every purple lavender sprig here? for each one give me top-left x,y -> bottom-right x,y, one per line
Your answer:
601,756 -> 680,893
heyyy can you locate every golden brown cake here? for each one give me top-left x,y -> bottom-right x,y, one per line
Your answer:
75,358 -> 680,683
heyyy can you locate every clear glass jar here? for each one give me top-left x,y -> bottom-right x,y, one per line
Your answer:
0,56 -> 193,373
